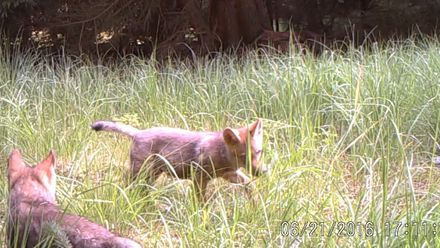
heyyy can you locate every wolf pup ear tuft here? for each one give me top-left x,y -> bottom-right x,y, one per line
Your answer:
91,122 -> 104,131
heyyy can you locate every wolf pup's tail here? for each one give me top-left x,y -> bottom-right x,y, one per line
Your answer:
91,121 -> 140,137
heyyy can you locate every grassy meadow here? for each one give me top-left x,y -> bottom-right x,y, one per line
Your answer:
1,37 -> 440,247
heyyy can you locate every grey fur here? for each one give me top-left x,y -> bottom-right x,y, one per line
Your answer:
7,149 -> 143,248
92,120 -> 265,199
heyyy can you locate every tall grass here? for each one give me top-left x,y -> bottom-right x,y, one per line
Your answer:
1,37 -> 440,247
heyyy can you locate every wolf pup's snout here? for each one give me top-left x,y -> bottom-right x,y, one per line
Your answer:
251,165 -> 269,176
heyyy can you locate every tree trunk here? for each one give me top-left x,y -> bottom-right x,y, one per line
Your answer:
210,0 -> 271,49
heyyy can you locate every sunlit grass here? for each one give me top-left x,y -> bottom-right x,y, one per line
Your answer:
1,36 -> 440,247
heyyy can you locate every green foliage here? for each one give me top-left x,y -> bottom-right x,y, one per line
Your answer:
1,36 -> 440,247
39,221 -> 73,248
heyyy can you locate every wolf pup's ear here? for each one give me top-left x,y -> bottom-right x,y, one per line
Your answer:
249,119 -> 263,137
8,149 -> 25,186
37,150 -> 56,172
223,128 -> 241,145
8,149 -> 24,168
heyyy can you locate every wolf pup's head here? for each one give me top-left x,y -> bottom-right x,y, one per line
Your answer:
223,119 -> 266,176
8,149 -> 57,203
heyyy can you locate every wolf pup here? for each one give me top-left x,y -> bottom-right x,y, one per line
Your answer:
91,119 -> 266,199
7,149 -> 142,248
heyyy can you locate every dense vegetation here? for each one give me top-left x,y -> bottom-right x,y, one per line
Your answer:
2,0 -> 439,59
1,37 -> 440,247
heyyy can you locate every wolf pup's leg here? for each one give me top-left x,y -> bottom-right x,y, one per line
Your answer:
193,174 -> 211,202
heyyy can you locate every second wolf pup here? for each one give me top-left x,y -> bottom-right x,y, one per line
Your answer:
91,119 -> 266,199
7,149 -> 142,248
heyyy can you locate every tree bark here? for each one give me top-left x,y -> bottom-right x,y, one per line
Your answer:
210,0 -> 271,49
